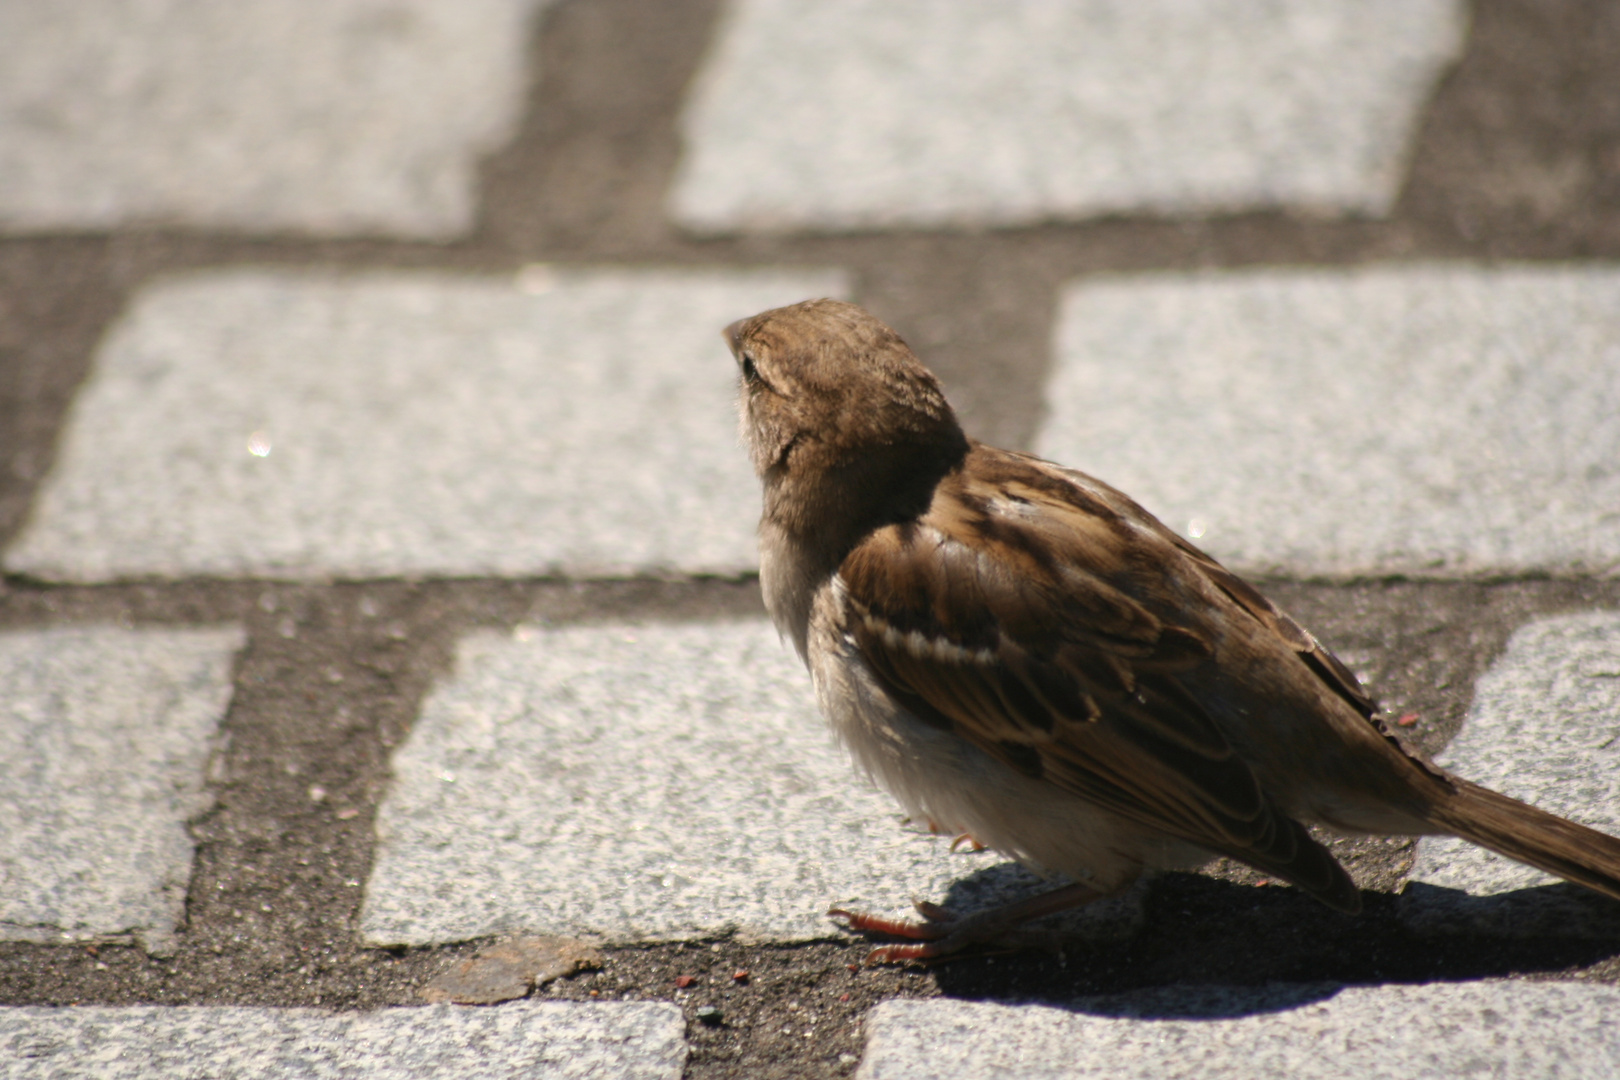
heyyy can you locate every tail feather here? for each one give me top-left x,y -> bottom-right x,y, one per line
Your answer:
1430,779 -> 1620,903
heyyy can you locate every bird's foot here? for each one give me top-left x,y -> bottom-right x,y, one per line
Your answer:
828,881 -> 1105,965
828,900 -> 976,964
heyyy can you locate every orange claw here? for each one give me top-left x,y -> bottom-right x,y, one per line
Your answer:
829,902 -> 960,965
828,881 -> 1110,965
827,905 -> 953,941
949,833 -> 986,854
866,941 -> 948,964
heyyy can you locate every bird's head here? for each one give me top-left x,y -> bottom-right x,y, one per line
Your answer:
722,298 -> 970,551
723,298 -> 966,481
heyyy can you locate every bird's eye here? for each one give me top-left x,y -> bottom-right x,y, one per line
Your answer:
740,352 -> 761,385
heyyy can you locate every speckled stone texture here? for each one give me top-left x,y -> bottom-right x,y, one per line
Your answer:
361,620 -> 1143,946
671,0 -> 1465,232
0,625 -> 244,955
857,982 -> 1620,1079
0,0 -> 548,238
1039,264 -> 1620,578
5,267 -> 846,582
0,1001 -> 686,1079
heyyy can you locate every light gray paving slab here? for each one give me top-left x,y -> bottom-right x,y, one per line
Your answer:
857,981 -> 1620,1080
1402,611 -> 1620,936
4,267 -> 846,582
361,619 -> 1140,946
0,0 -> 546,239
0,625 -> 243,955
0,1002 -> 685,1080
671,0 -> 1465,233
1038,264 -> 1620,578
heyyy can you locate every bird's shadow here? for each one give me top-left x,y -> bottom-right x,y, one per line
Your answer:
1398,880 -> 1620,938
923,863 -> 1620,1019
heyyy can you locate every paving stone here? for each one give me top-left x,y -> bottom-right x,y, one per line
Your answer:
0,0 -> 546,239
670,0 -> 1465,233
857,981 -> 1620,1080
1401,611 -> 1620,936
0,1001 -> 685,1080
4,267 -> 846,582
1038,264 -> 1620,578
0,625 -> 244,956
361,619 -> 1142,946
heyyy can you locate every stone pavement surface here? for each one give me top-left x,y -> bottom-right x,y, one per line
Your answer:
1404,611 -> 1620,937
4,0 -> 1620,1078
672,0 -> 1467,232
1038,264 -> 1620,578
6,268 -> 844,582
362,619 -> 1139,946
0,1001 -> 685,1079
0,0 -> 548,239
0,626 -> 243,956
858,981 -> 1620,1080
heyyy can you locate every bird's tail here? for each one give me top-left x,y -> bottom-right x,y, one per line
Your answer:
1428,778 -> 1620,902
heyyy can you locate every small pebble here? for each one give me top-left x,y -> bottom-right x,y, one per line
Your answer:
696,1005 -> 723,1025
675,975 -> 696,989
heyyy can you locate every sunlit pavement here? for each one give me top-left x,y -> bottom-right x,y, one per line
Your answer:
3,2 -> 1620,1077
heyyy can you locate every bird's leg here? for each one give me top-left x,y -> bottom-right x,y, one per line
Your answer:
829,880 -> 1107,964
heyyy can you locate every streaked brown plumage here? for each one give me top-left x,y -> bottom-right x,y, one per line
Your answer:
726,297 -> 1620,961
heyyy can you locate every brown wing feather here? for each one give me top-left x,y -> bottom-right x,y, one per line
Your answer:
1038,457 -> 1379,718
1030,456 -> 1460,796
839,446 -> 1361,911
1168,535 -> 1378,718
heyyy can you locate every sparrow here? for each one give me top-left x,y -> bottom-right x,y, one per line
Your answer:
725,297 -> 1620,963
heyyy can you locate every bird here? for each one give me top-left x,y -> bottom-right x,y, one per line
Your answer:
724,296 -> 1620,963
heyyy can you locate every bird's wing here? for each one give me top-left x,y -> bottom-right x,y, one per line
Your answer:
1118,489 -> 1378,718
836,446 -> 1361,910
1041,458 -> 1456,793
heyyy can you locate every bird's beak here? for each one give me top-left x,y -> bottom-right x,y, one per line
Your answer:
722,318 -> 746,355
